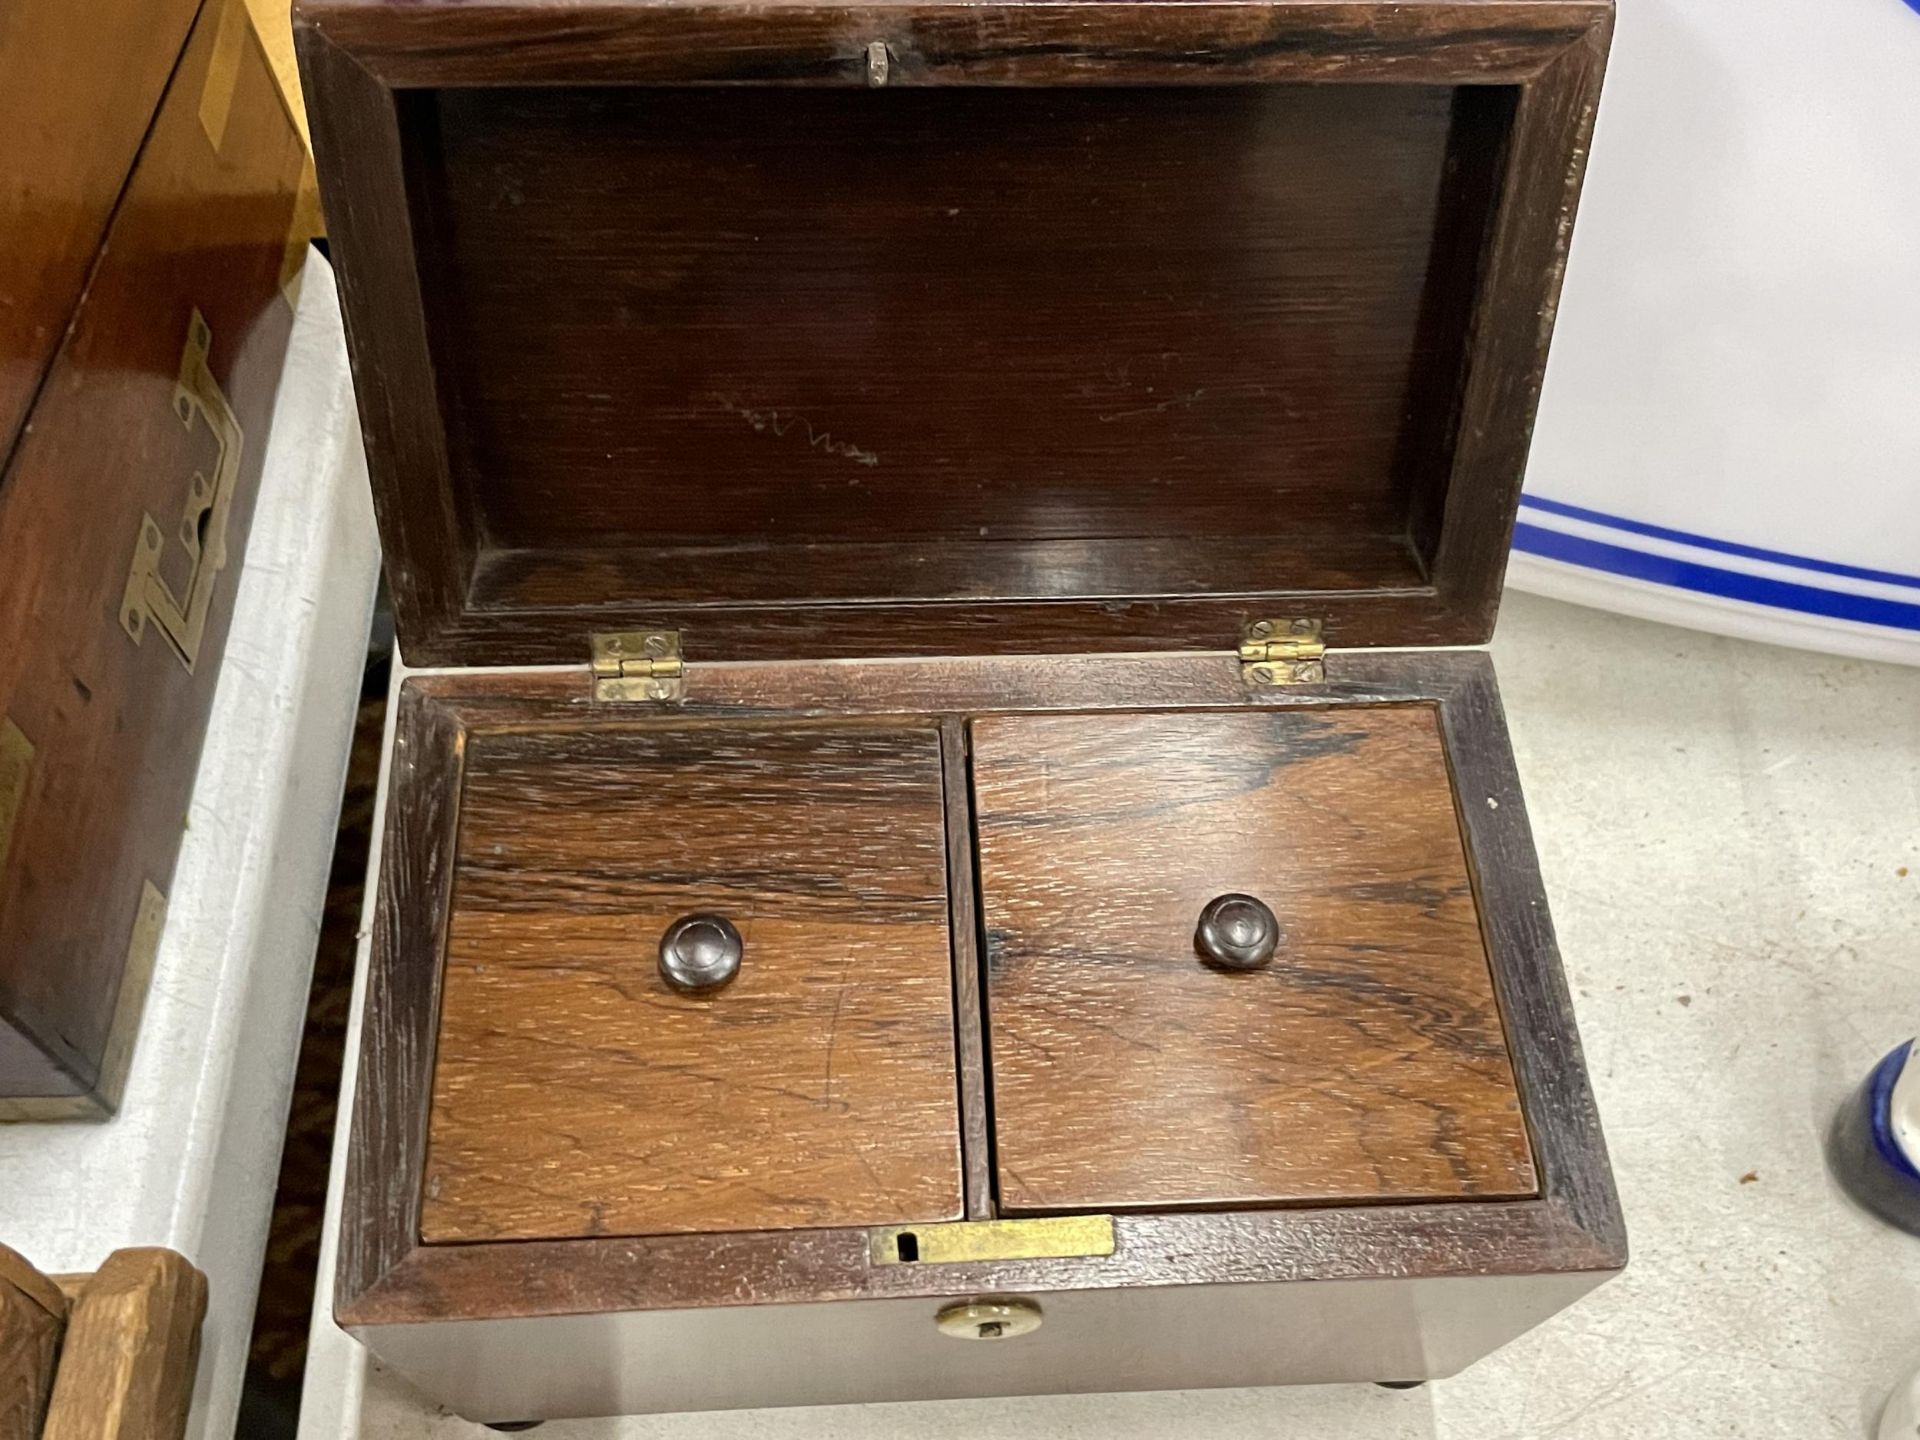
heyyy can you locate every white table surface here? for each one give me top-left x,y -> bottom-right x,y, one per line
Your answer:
0,258 -> 380,1440
299,592 -> 1920,1440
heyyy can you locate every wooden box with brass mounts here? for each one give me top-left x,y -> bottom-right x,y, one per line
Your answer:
299,0 -> 1623,1421
0,0 -> 314,1116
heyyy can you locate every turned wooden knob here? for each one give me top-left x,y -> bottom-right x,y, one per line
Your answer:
658,914 -> 743,992
1195,894 -> 1280,970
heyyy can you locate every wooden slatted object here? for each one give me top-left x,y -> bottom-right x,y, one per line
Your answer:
0,1246 -> 204,1440
42,1251 -> 206,1440
0,1245 -> 66,1440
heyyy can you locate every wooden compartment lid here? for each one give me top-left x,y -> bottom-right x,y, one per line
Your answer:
422,720 -> 964,1242
972,706 -> 1537,1215
297,0 -> 1611,668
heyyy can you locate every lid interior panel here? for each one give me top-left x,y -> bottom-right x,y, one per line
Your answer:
389,80 -> 1520,641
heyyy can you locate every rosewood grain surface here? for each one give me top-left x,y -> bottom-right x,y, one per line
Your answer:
1423,14 -> 1610,632
296,0 -> 1611,668
1400,85 -> 1516,559
1436,659 -> 1623,1254
470,532 -> 1428,615
348,1195 -> 1615,1327
409,84 -> 1455,553
341,682 -> 466,1309
974,706 -> 1536,1214
336,652 -> 1619,1337
0,0 -> 202,459
298,1 -> 1608,89
0,1 -> 307,1102
421,721 -> 964,1242
295,23 -> 476,662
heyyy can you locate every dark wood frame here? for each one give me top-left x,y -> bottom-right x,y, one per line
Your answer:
338,648 -> 1622,1328
295,0 -> 1612,668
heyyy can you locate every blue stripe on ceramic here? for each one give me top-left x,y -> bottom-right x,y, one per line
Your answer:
1830,1041 -> 1920,1235
1510,522 -> 1920,633
1517,495 -> 1920,591
1870,1040 -> 1920,1181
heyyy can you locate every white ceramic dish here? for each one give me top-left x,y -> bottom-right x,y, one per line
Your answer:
1511,0 -> 1920,665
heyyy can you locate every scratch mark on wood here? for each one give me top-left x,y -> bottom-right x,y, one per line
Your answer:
711,392 -> 880,468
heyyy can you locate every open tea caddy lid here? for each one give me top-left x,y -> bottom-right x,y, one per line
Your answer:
294,14 -> 1628,1411
299,0 -> 1611,670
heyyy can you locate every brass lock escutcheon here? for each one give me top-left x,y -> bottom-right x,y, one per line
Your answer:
870,1215 -> 1115,1266
121,310 -> 242,671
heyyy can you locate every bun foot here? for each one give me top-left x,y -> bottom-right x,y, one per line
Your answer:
1375,1381 -> 1427,1391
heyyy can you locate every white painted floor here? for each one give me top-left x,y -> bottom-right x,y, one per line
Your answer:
300,591 -> 1920,1440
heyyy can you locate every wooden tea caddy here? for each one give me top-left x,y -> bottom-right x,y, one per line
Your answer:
299,0 -> 1623,1422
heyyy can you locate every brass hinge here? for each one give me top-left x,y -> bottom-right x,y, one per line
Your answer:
590,629 -> 685,702
1240,618 -> 1326,686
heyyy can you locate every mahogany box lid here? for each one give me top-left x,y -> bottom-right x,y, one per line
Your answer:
296,0 -> 1611,669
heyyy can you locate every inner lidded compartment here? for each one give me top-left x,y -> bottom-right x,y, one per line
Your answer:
971,705 -> 1537,1216
394,81 -> 1516,646
420,720 -> 964,1243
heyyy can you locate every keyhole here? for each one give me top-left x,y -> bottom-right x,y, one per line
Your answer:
181,472 -> 214,552
976,1321 -> 1004,1339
